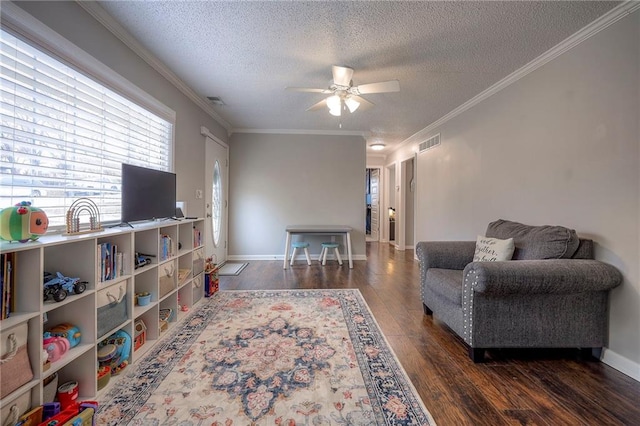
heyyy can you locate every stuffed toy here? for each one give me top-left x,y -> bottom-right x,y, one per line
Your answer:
0,201 -> 49,242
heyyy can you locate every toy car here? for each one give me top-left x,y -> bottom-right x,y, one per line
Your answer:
134,253 -> 152,269
43,272 -> 88,303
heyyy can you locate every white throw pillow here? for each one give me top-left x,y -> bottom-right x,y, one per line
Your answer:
473,235 -> 515,262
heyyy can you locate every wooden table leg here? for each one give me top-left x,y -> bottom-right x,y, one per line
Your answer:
346,231 -> 353,268
283,231 -> 292,269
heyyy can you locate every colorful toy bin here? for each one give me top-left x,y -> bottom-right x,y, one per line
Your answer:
0,201 -> 49,242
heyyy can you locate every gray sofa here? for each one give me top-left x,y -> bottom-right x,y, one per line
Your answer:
416,219 -> 623,362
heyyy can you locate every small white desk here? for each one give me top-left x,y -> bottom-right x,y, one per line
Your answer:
284,225 -> 353,269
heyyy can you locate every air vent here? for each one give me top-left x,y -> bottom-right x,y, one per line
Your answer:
207,96 -> 225,106
418,133 -> 440,153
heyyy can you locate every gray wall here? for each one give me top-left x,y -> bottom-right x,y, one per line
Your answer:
228,133 -> 366,259
14,1 -> 228,219
391,10 -> 640,376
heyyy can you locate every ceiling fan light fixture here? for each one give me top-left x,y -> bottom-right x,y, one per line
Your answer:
326,95 -> 341,110
370,143 -> 386,151
326,94 -> 342,116
345,97 -> 360,113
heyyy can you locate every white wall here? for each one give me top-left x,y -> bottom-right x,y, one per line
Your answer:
228,133 -> 366,259
389,10 -> 640,378
366,155 -> 387,168
14,1 -> 228,219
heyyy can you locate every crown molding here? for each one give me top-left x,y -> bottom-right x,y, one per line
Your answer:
394,0 -> 640,152
76,0 -> 233,134
232,128 -> 366,137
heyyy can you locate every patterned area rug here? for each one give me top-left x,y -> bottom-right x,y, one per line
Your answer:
97,290 -> 436,425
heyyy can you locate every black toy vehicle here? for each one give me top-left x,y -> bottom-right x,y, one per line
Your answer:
134,253 -> 153,269
43,272 -> 88,303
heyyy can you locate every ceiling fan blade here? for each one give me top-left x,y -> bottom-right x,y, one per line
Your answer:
306,98 -> 328,111
349,95 -> 376,112
285,87 -> 331,93
332,65 -> 354,87
350,95 -> 375,110
352,80 -> 400,95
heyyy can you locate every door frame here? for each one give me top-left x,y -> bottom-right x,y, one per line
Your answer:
366,167 -> 382,242
400,155 -> 416,251
385,162 -> 396,246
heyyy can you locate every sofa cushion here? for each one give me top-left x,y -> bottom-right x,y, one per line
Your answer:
473,236 -> 515,262
426,268 -> 464,305
486,219 -> 579,260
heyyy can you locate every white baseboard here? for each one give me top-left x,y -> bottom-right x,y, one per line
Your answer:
601,348 -> 640,382
395,245 -> 416,251
227,254 -> 368,261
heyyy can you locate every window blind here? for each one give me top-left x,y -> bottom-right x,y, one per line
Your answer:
0,29 -> 173,228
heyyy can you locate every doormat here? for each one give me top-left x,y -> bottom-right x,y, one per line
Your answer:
217,262 -> 249,276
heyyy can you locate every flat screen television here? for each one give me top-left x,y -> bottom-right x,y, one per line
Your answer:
121,164 -> 176,223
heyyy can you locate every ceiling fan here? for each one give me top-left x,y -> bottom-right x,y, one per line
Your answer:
286,65 -> 400,117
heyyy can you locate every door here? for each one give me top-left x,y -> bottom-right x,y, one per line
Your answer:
370,169 -> 380,241
205,136 -> 228,265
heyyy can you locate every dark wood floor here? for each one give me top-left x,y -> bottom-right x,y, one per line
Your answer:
219,242 -> 640,425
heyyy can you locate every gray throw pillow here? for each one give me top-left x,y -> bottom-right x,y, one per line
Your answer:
485,219 -> 580,260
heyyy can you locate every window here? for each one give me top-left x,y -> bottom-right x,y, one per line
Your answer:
212,160 -> 222,247
1,28 -> 173,228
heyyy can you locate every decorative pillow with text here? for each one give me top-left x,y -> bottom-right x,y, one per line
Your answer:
473,235 -> 515,262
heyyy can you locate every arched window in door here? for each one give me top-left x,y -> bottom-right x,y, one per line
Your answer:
212,160 -> 222,247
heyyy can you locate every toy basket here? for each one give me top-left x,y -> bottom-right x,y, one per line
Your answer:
97,284 -> 128,338
159,263 -> 175,298
192,248 -> 204,275
159,308 -> 173,333
0,322 -> 34,399
43,372 -> 59,403
0,389 -> 30,426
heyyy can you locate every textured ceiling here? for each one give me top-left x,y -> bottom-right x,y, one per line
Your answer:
96,1 -> 619,151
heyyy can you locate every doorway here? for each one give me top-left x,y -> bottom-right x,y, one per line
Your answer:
205,136 -> 229,265
365,168 -> 380,242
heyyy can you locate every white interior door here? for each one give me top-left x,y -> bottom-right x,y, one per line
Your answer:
370,169 -> 380,241
205,136 -> 228,265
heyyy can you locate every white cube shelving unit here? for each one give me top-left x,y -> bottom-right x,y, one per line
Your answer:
0,219 -> 205,411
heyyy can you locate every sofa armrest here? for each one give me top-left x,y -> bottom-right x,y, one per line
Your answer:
463,259 -> 623,295
416,241 -> 476,271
